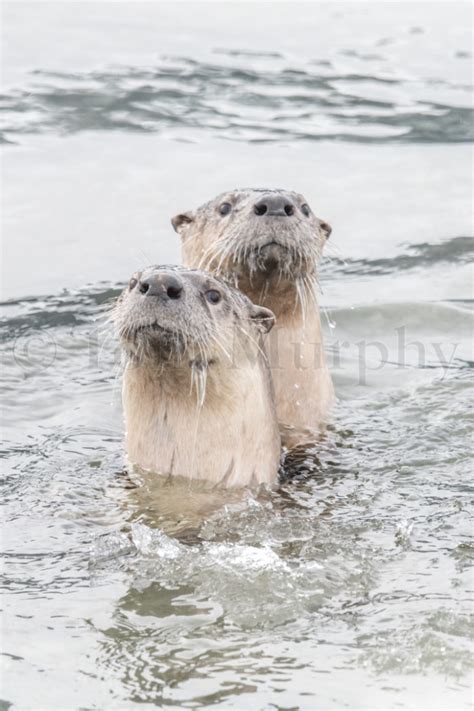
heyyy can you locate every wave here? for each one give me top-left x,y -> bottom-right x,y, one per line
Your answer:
322,236 -> 474,278
0,237 -> 471,339
1,54 -> 472,145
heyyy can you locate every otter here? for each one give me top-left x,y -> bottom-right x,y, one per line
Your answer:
171,189 -> 334,445
113,265 -> 280,487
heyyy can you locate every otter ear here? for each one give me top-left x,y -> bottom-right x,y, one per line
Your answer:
319,219 -> 332,240
171,211 -> 194,234
250,305 -> 276,334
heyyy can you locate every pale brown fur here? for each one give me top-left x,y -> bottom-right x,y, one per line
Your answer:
172,189 -> 335,444
114,265 -> 280,487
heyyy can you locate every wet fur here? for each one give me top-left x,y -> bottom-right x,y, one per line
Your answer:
172,189 -> 335,443
113,265 -> 280,486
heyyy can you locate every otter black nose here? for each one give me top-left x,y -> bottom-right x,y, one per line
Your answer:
138,273 -> 184,300
254,195 -> 295,217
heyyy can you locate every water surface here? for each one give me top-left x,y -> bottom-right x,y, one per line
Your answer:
1,2 -> 473,709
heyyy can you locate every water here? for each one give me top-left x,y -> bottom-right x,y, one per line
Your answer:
1,2 -> 473,709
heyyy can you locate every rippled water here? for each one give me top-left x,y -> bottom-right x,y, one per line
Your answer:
1,3 -> 473,709
2,53 -> 472,145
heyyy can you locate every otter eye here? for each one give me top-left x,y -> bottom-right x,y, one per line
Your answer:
219,202 -> 232,216
301,204 -> 311,217
205,289 -> 222,305
129,277 -> 138,290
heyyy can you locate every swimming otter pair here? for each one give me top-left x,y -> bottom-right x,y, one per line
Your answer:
116,188 -> 333,487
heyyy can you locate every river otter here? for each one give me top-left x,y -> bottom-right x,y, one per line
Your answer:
113,265 -> 280,487
172,189 -> 334,444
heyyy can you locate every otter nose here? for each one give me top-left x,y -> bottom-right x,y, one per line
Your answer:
254,195 -> 295,217
138,272 -> 184,300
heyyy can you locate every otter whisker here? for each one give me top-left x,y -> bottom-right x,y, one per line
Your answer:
305,273 -> 321,309
301,274 -> 319,315
320,303 -> 337,331
208,332 -> 232,362
258,279 -> 269,305
236,324 -> 268,362
210,246 -> 233,277
190,360 -> 208,408
295,277 -> 308,330
197,235 -> 232,272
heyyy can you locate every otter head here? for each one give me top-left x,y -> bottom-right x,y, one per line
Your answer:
113,265 -> 275,398
172,188 -> 331,287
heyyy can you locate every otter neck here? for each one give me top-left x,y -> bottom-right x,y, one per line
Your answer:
233,271 -> 306,321
238,273 -> 334,445
122,356 -> 280,487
